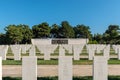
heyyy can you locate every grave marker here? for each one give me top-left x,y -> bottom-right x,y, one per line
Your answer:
22,56 -> 37,80
93,56 -> 108,80
59,56 -> 72,80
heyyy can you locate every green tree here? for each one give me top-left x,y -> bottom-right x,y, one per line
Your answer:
32,25 -> 39,38
0,33 -> 8,44
32,22 -> 51,38
5,25 -> 23,44
59,21 -> 75,38
103,25 -> 120,44
50,24 -> 59,38
17,24 -> 33,44
93,33 -> 103,44
74,24 -> 92,40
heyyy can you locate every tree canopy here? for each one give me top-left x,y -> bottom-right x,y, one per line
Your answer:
0,21 -> 119,44
4,24 -> 33,44
50,24 -> 59,38
5,25 -> 23,44
18,24 -> 33,44
74,24 -> 92,39
103,25 -> 120,44
32,22 -> 51,38
59,21 -> 75,38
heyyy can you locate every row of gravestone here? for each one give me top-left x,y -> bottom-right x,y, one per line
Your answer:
0,44 -> 120,60
87,44 -> 120,60
0,44 -> 84,60
0,56 -> 108,80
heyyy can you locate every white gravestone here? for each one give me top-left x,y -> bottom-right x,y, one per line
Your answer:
44,46 -> 51,60
21,45 -> 27,54
93,56 -> 108,80
29,45 -> 36,56
59,56 -> 73,80
44,52 -> 50,60
103,49 -> 110,60
63,45 -> 73,54
59,46 -> 65,56
14,47 -> 21,60
26,45 -> 32,52
88,49 -> 94,60
73,46 -> 80,60
22,56 -> 37,80
0,45 -> 8,60
0,57 -> 2,80
10,45 -> 21,60
36,45 -> 46,54
118,48 -> 120,60
59,47 -> 65,56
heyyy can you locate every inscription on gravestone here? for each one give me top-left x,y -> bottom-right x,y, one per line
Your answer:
52,39 -> 68,44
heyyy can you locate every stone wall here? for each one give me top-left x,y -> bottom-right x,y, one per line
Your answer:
68,38 -> 88,44
31,39 -> 51,45
31,38 -> 89,45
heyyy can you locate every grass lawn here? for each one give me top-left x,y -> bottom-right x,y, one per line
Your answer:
2,58 -> 120,65
2,76 -> 120,80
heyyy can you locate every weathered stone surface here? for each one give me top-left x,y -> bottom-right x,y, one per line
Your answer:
22,56 -> 37,80
93,56 -> 108,80
59,56 -> 73,80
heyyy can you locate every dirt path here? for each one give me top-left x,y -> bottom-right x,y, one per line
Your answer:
2,65 -> 120,77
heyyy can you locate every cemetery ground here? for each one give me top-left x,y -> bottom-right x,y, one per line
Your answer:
2,76 -> 120,80
2,44 -> 120,80
3,64 -> 120,80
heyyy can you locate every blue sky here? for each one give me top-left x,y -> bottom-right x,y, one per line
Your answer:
0,0 -> 120,34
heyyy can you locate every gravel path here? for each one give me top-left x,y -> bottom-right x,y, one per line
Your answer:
2,65 -> 120,77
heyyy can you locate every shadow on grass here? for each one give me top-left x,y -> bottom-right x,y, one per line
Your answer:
3,77 -> 21,80
3,76 -> 120,80
110,58 -> 118,60
79,58 -> 88,60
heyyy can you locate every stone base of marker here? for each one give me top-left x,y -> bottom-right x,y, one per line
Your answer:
22,56 -> 37,80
